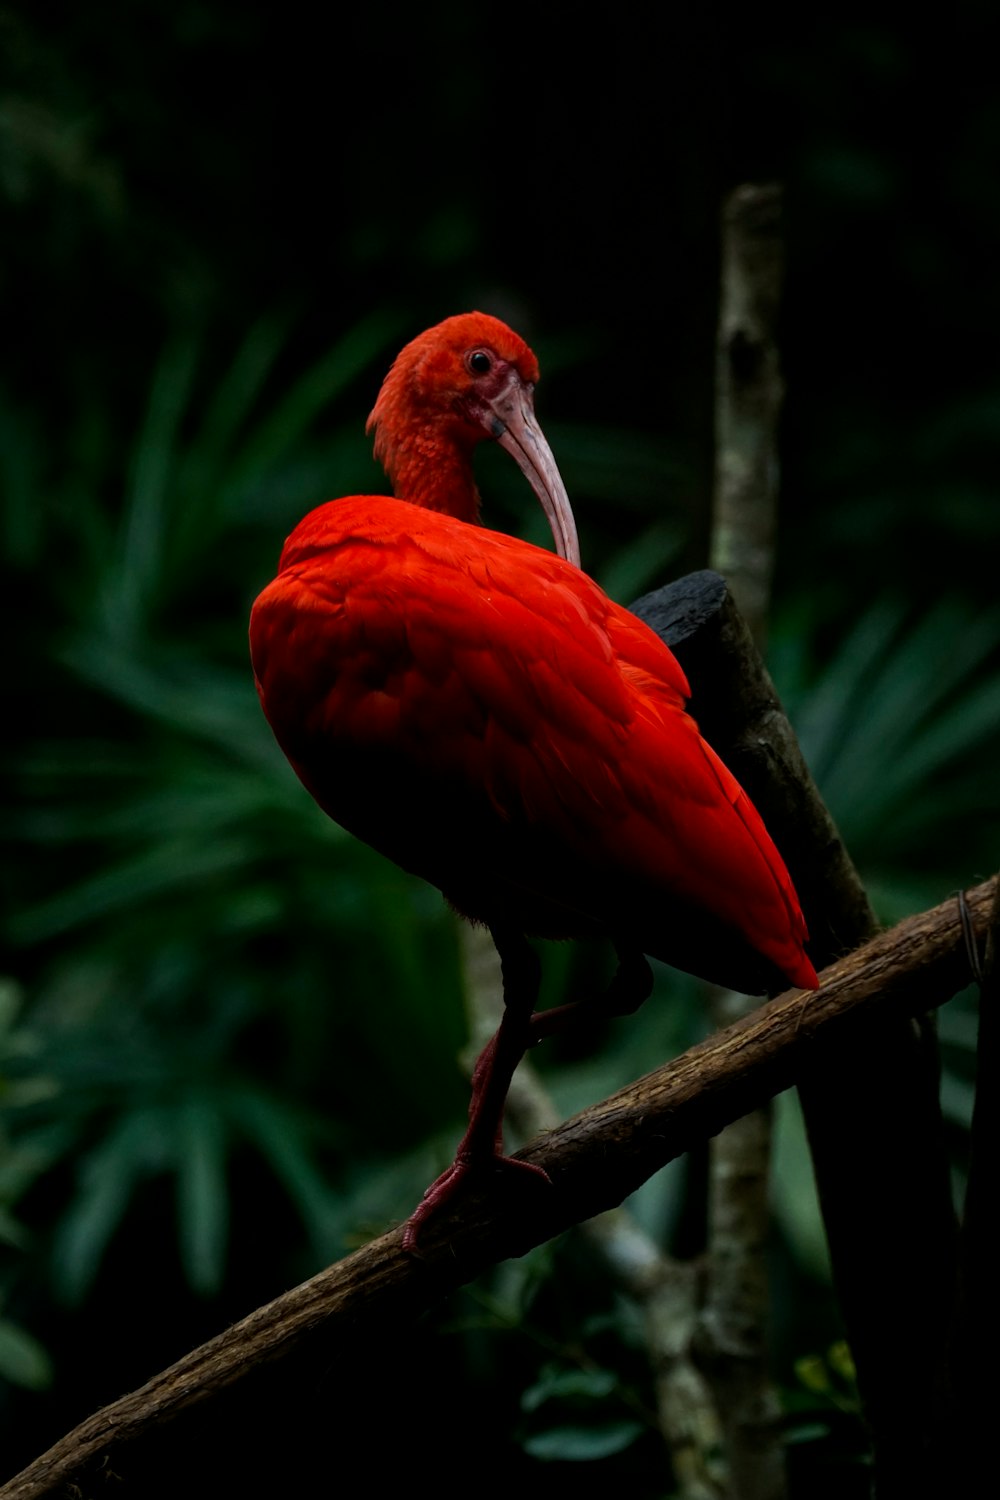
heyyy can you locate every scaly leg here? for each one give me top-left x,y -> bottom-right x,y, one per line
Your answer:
402,926 -> 551,1251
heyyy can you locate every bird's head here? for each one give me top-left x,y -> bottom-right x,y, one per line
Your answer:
367,312 -> 580,566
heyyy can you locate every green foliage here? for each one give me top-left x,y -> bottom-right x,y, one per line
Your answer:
446,1250 -> 656,1470
0,1318 -> 52,1393
520,1363 -> 645,1462
773,596 -> 1000,920
783,1342 -> 868,1467
3,10 -> 998,1490
0,305 -> 698,1351
2,316 -> 994,1500
0,986 -> 57,1391
2,304 -> 994,1493
1,315 -> 467,1325
768,594 -> 997,1258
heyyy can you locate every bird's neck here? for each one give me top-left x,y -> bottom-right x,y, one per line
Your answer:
381,426 -> 482,525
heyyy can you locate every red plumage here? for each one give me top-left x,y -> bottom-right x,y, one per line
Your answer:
252,495 -> 815,992
250,312 -> 817,1242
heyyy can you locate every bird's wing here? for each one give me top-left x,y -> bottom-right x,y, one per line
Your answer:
251,496 -> 813,988
572,601 -> 814,984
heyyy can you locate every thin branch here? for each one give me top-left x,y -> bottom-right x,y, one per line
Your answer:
3,877 -> 991,1500
584,1212 -> 727,1500
711,179 -> 785,650
704,180 -> 787,1500
697,1098 -> 783,1500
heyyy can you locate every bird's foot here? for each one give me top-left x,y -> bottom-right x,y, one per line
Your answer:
402,1150 -> 551,1254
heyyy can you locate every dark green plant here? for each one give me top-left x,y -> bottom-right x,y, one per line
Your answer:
0,309 -> 692,1328
3,160 -> 996,1489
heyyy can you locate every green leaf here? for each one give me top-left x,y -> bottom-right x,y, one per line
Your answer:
0,1319 -> 54,1390
0,979 -> 23,1035
772,1092 -> 832,1282
939,1072 -> 975,1130
226,1087 -> 341,1261
225,309 -> 405,486
521,1363 -> 618,1412
785,1421 -> 834,1446
775,594 -> 1000,912
0,1209 -> 29,1250
175,1095 -> 229,1296
598,521 -> 683,604
521,1420 -> 644,1462
8,837 -> 261,944
177,310 -> 295,505
52,1109 -> 169,1303
108,329 -> 203,637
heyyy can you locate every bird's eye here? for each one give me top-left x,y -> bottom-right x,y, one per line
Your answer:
466,349 -> 492,376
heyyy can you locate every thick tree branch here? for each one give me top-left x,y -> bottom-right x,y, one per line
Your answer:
2,878 -> 991,1500
954,877 -> 999,1473
633,570 -> 960,1496
631,570 -> 878,960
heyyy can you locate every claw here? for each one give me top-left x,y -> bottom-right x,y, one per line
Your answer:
402,1151 -> 552,1254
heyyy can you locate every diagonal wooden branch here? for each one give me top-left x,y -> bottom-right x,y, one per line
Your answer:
2,878 -> 992,1500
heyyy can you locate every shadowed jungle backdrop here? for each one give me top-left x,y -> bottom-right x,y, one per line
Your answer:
2,4 -> 999,1494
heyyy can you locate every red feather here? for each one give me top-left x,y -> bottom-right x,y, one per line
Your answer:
252,495 -> 816,994
250,312 -> 817,1243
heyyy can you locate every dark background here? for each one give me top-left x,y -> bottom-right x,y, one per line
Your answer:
2,3 -> 997,1493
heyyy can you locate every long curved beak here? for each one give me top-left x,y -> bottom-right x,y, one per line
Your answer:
487,377 -> 581,568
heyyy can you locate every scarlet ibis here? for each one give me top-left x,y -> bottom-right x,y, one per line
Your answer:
250,312 -> 818,1248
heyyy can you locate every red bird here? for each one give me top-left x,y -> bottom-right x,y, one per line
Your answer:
250,312 -> 818,1247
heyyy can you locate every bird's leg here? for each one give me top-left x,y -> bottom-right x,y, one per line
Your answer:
402,926 -> 551,1251
526,945 -> 653,1045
